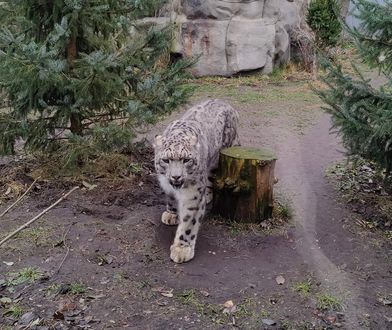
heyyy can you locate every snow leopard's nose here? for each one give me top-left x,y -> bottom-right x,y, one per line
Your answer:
170,176 -> 184,188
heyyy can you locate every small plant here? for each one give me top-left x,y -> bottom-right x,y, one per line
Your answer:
7,267 -> 42,286
316,293 -> 343,311
306,0 -> 342,48
69,282 -> 87,295
293,280 -> 313,296
4,304 -> 24,318
177,289 -> 199,305
274,201 -> 293,219
45,283 -> 61,295
176,289 -> 221,321
129,163 -> 143,174
17,227 -> 49,246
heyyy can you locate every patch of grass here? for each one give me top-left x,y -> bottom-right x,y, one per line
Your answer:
228,222 -> 249,236
386,231 -> 392,240
274,201 -> 293,220
134,280 -> 151,290
281,320 -> 294,330
188,75 -> 320,108
16,226 -> 52,246
45,283 -> 61,295
129,162 -> 143,174
221,214 -> 290,237
176,289 -> 223,324
270,66 -> 287,81
7,267 -> 42,286
177,289 -> 204,312
176,291 -> 273,327
235,297 -> 270,322
316,293 -> 343,311
234,302 -> 253,319
69,282 -> 87,295
4,304 -> 24,318
293,280 -> 312,297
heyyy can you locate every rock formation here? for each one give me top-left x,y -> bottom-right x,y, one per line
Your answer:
155,0 -> 309,76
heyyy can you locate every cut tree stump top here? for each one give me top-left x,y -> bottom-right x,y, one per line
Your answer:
221,146 -> 276,161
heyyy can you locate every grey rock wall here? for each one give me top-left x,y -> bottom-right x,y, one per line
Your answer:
161,0 -> 308,76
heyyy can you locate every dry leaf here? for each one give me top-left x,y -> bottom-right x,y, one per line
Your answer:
160,291 -> 173,298
276,275 -> 285,285
262,319 -> 276,326
378,297 -> 392,306
152,287 -> 174,298
223,300 -> 234,308
151,287 -> 166,292
157,299 -> 169,306
200,290 -> 210,297
82,181 -> 97,191
57,298 -> 77,312
0,297 -> 12,304
223,300 -> 236,314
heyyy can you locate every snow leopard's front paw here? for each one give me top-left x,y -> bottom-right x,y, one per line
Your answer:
161,211 -> 179,226
170,243 -> 194,263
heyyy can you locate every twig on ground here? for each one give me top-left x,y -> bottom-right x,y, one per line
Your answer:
54,222 -> 75,275
0,186 -> 79,247
0,177 -> 41,217
55,247 -> 70,275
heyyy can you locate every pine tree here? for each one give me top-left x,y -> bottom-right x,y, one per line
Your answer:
0,1 -> 192,157
318,0 -> 392,177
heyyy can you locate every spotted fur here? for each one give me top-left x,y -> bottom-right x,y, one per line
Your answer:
153,99 -> 239,263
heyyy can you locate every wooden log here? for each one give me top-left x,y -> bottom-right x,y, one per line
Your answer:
212,146 -> 277,222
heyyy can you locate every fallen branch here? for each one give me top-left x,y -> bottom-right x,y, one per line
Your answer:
0,177 -> 41,218
0,186 -> 79,247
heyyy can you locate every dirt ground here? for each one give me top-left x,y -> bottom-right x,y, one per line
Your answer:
0,74 -> 391,330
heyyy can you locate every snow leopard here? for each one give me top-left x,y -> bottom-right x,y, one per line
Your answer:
153,99 -> 239,263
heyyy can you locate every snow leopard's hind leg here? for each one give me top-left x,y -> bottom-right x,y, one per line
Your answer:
205,174 -> 214,205
161,194 -> 179,226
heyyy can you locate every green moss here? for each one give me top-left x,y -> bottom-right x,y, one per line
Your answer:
221,146 -> 276,161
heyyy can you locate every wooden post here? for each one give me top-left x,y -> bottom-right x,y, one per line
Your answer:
212,146 -> 277,222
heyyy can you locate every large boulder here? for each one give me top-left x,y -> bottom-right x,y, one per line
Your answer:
179,19 -> 229,76
181,0 -> 265,20
263,0 -> 303,31
159,0 -> 307,76
226,18 -> 275,74
178,18 -> 276,76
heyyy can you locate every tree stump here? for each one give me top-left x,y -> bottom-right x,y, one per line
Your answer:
212,146 -> 277,222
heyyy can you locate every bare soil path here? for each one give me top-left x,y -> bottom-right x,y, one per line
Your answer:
0,77 -> 391,329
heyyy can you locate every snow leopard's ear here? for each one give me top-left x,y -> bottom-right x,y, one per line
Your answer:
153,135 -> 163,148
189,135 -> 201,151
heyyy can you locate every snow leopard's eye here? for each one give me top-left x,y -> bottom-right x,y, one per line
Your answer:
183,158 -> 192,164
161,159 -> 169,164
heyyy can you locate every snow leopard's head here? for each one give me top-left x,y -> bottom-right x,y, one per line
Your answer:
153,132 -> 200,189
